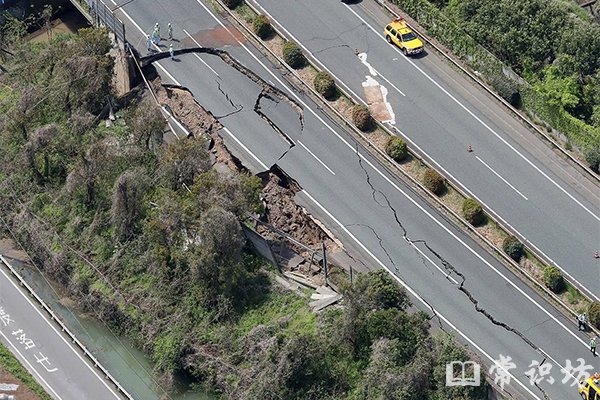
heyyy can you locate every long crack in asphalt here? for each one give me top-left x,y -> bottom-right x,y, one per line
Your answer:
254,89 -> 296,161
352,143 -> 541,352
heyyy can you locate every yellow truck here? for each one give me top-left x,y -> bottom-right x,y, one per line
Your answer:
383,18 -> 424,56
580,374 -> 600,399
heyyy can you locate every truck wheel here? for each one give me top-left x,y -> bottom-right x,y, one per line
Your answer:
403,47 -> 408,56
581,393 -> 587,399
386,35 -> 392,44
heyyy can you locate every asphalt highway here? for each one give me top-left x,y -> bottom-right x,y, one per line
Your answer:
107,0 -> 598,398
0,256 -> 124,400
249,0 -> 600,301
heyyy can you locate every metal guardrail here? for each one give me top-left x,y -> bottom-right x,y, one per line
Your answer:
0,254 -> 134,400
223,0 -> 596,330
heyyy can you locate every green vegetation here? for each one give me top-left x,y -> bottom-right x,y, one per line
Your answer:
461,198 -> 485,226
543,266 -> 565,293
392,0 -> 600,160
422,167 -> 446,195
313,71 -> 337,100
0,342 -> 52,400
252,15 -> 273,39
502,235 -> 524,262
0,27 -> 485,400
222,0 -> 242,9
588,302 -> 600,329
282,40 -> 306,69
352,105 -> 374,132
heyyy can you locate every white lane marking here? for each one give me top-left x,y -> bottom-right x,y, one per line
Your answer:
358,52 -> 405,96
107,0 -> 181,85
476,156 -> 528,200
270,0 -> 600,300
182,28 -> 221,77
0,267 -> 122,398
391,126 -> 600,303
301,189 -> 542,400
196,0 -> 595,342
344,4 -> 600,223
0,330 -> 63,400
297,140 -> 336,175
221,126 -> 269,170
410,242 -> 459,285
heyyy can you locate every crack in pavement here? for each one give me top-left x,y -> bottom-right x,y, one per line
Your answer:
216,80 -> 242,110
312,43 -> 353,56
346,222 -> 447,332
351,143 -> 541,352
254,89 -> 297,151
141,47 -> 305,129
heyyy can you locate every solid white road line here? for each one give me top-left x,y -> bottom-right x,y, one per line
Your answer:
476,156 -> 528,200
182,28 -> 222,77
221,126 -> 269,170
0,266 -> 122,398
255,0 -> 600,300
297,140 -> 336,175
343,3 -> 600,223
193,0 -> 594,345
301,189 -> 543,400
0,330 -> 63,400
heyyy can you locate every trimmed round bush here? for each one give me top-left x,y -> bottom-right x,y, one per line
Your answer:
222,0 -> 241,9
422,168 -> 445,195
461,198 -> 485,226
314,71 -> 336,100
252,15 -> 272,39
502,235 -> 524,261
385,136 -> 408,162
588,302 -> 600,329
282,41 -> 305,69
543,266 -> 565,293
352,105 -> 374,132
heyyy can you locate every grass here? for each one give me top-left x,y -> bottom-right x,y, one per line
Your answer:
234,289 -> 313,339
0,342 -> 52,400
235,3 -> 257,23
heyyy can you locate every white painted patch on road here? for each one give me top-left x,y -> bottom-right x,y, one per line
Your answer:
362,76 -> 395,125
357,52 -> 378,76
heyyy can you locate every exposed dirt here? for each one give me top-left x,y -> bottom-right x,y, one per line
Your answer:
0,368 -> 42,400
153,80 -> 335,273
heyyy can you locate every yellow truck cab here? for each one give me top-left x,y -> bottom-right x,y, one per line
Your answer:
580,374 -> 600,399
384,18 -> 424,56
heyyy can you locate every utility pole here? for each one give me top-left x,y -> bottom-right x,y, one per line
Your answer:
322,241 -> 328,287
349,265 -> 353,286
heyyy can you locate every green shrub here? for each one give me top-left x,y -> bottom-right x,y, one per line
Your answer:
222,0 -> 241,8
502,235 -> 524,262
461,198 -> 485,226
585,147 -> 600,173
352,105 -> 374,132
252,15 -> 272,39
385,136 -> 408,162
588,302 -> 600,329
421,168 -> 445,195
314,71 -> 336,100
282,41 -> 305,69
543,266 -> 565,293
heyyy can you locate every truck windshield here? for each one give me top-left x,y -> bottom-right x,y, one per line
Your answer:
401,32 -> 417,42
